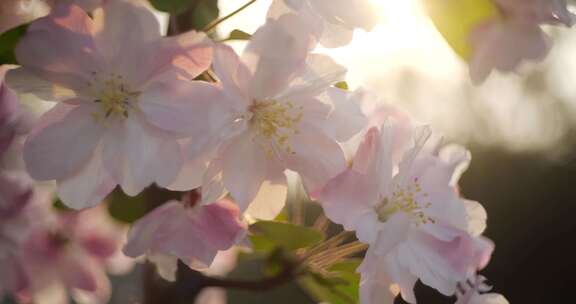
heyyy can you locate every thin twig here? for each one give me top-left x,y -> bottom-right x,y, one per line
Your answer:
202,0 -> 258,33
198,264 -> 298,291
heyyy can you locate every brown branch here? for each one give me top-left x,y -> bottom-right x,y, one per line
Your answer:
198,266 -> 300,291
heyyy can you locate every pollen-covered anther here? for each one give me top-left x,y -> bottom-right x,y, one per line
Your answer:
376,179 -> 435,225
90,72 -> 140,122
249,99 -> 303,157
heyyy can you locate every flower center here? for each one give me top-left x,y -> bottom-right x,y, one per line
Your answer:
375,178 -> 435,225
90,72 -> 140,122
249,100 -> 303,158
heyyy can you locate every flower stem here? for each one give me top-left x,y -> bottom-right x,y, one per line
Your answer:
202,0 -> 258,33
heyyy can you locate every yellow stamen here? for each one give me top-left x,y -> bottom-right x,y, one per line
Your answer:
376,178 -> 435,225
249,99 -> 303,158
89,73 -> 140,123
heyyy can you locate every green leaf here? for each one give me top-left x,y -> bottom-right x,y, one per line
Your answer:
0,24 -> 27,65
191,0 -> 219,30
107,189 -> 149,223
424,0 -> 498,59
226,29 -> 252,41
334,81 -> 349,91
300,259 -> 362,304
250,221 -> 324,251
53,199 -> 73,211
299,276 -> 357,304
148,0 -> 192,14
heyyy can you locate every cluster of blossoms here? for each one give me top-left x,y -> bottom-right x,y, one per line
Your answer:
1,0 -> 571,303
1,66 -> 131,303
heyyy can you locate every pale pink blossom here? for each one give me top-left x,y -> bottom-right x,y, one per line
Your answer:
455,275 -> 509,304
0,172 -> 34,299
18,205 -> 128,304
469,0 -> 574,83
123,192 -> 247,281
6,0 -> 217,209
469,19 -> 551,83
0,170 -> 55,301
268,0 -> 378,48
494,0 -> 575,26
174,14 -> 365,219
319,120 -> 493,301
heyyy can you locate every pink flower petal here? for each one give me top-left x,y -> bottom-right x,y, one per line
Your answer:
15,4 -> 101,93
92,0 -> 161,86
57,149 -> 115,209
139,80 -> 231,139
221,133 -> 270,211
23,104 -> 104,181
243,13 -> 316,99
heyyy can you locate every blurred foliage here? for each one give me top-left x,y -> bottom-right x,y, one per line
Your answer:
249,220 -> 324,252
222,29 -> 252,41
300,259 -> 361,304
149,0 -> 192,14
170,0 -> 219,33
424,0 -> 496,59
227,253 -> 315,304
0,296 -> 16,304
53,198 -> 74,211
334,81 -> 349,91
107,186 -> 182,223
0,24 -> 27,65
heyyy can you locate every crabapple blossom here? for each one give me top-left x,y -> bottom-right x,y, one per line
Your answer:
267,0 -> 378,48
0,172 -> 35,299
319,119 -> 493,301
18,205 -> 129,304
0,169 -> 56,301
6,0 -> 217,209
172,14 -> 365,219
494,0 -> 574,26
469,18 -> 551,83
469,0 -> 575,83
123,191 -> 247,281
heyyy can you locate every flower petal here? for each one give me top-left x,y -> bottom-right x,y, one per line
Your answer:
23,104 -> 103,181
243,13 -> 316,99
5,67 -> 79,101
92,0 -> 161,85
245,173 -> 288,220
141,31 -> 213,85
318,169 -> 379,231
57,147 -> 115,209
286,122 -> 346,193
221,133 -> 271,211
212,44 -> 252,104
15,4 -> 101,92
101,116 -> 181,196
123,201 -> 182,258
139,80 -> 232,140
